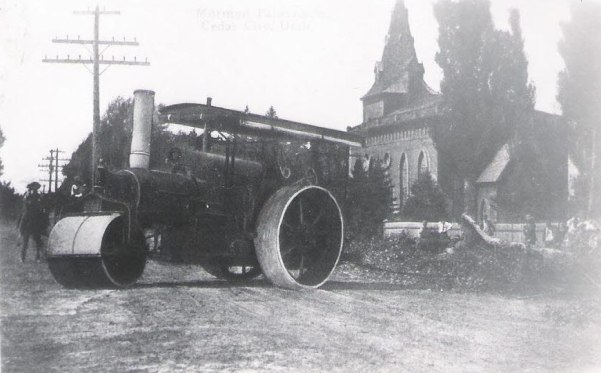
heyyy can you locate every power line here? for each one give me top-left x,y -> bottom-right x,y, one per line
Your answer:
38,149 -> 70,193
43,5 -> 150,188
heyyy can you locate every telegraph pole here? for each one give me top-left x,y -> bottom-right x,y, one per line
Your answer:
52,148 -> 70,192
38,155 -> 54,193
43,5 -> 149,188
39,149 -> 70,193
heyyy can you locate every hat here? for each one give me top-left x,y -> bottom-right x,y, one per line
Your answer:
26,181 -> 41,191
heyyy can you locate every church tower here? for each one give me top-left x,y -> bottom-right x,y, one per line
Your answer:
361,0 -> 430,122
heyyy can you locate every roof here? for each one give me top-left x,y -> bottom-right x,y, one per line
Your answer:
477,144 -> 511,184
159,103 -> 363,147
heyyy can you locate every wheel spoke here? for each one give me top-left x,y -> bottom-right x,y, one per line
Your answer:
311,208 -> 324,226
281,243 -> 298,257
299,197 -> 304,225
298,254 -> 305,277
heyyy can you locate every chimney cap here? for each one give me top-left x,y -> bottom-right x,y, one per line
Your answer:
133,89 -> 155,96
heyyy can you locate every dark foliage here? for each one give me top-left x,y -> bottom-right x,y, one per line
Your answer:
265,106 -> 278,119
402,171 -> 448,221
433,1 -> 535,214
0,181 -> 22,222
345,158 -> 393,241
557,2 -> 601,217
61,134 -> 93,190
61,98 -> 172,192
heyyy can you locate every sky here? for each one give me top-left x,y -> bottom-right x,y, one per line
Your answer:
0,0 -> 586,192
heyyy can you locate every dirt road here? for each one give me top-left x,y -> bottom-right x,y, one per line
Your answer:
1,224 -> 600,372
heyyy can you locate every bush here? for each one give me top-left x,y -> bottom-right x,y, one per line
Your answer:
402,172 -> 448,221
345,158 -> 393,241
0,181 -> 22,222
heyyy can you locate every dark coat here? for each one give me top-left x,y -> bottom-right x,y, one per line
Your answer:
18,192 -> 47,235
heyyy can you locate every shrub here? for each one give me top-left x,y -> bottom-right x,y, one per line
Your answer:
402,171 -> 448,221
345,158 -> 393,241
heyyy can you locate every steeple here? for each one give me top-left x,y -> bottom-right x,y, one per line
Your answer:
366,0 -> 418,95
388,0 -> 412,43
362,0 -> 432,121
380,0 -> 416,82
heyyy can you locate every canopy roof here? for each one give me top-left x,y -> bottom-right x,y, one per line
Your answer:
159,103 -> 363,148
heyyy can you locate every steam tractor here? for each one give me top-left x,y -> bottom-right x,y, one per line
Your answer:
47,90 -> 363,289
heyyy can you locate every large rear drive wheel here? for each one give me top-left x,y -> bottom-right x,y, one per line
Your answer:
255,185 -> 343,289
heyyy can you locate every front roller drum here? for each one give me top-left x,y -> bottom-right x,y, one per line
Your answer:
47,214 -> 147,289
255,185 -> 343,289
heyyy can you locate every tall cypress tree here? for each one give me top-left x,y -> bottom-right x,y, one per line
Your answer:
433,0 -> 534,215
557,2 -> 601,217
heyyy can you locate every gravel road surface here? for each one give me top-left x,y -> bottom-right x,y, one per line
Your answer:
1,224 -> 600,372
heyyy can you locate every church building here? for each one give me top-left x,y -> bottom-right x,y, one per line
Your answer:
349,0 -> 568,223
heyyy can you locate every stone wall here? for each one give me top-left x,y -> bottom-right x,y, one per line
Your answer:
384,221 -> 557,245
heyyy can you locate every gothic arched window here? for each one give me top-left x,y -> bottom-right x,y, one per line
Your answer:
418,150 -> 429,177
400,153 -> 408,203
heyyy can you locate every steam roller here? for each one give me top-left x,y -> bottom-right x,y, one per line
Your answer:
47,88 -> 361,290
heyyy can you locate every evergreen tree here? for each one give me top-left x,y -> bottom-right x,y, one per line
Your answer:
62,134 -> 93,187
345,157 -> 392,241
98,97 -> 134,170
557,2 -> 601,217
265,106 -> 278,118
402,172 -> 448,222
62,97 -> 170,190
433,1 -> 534,215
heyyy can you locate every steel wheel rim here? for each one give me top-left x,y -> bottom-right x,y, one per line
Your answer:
276,186 -> 343,288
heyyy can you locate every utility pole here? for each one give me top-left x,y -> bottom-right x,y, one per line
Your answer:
39,149 -> 70,193
43,5 -> 149,188
38,155 -> 54,193
52,148 -> 70,192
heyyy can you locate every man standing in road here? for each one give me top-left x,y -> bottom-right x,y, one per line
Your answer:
18,182 -> 47,262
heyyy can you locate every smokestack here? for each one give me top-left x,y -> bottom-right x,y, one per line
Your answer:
130,89 -> 155,169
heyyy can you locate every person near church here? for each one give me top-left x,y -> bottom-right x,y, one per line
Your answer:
482,215 -> 495,237
543,221 -> 555,248
438,220 -> 453,240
